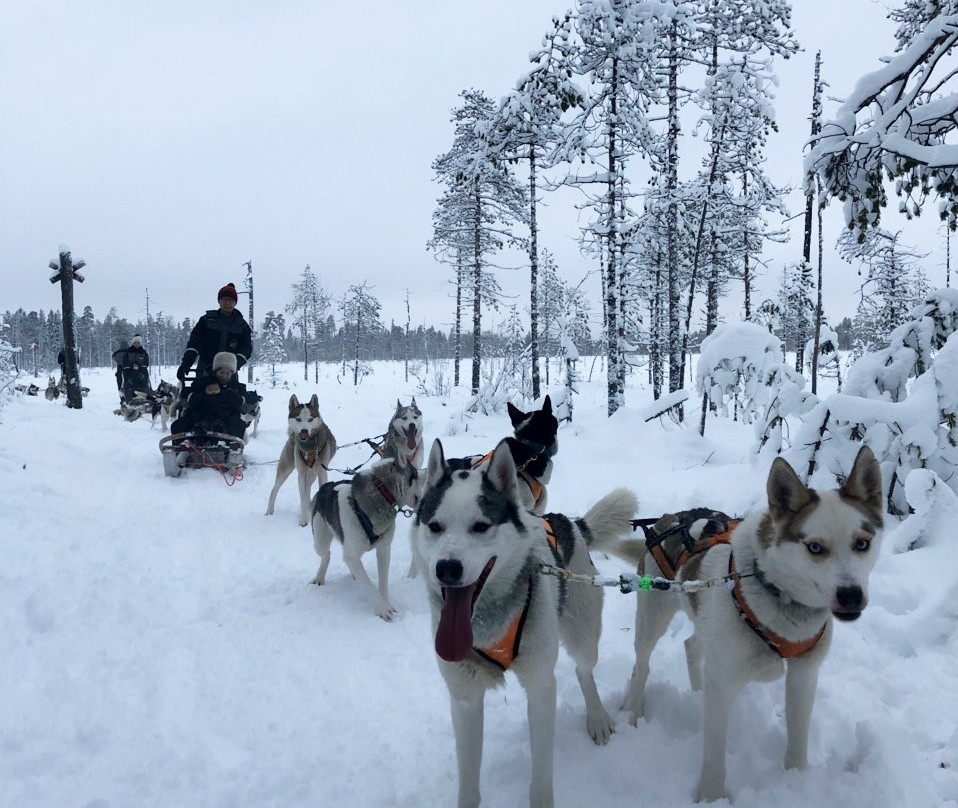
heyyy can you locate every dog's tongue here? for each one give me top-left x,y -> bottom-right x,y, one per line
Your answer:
436,583 -> 477,662
406,425 -> 417,451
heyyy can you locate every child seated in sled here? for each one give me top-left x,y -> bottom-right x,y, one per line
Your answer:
170,351 -> 247,439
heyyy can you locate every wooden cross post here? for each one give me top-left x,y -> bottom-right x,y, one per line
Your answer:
49,248 -> 85,409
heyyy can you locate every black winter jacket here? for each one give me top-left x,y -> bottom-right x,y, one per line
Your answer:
180,309 -> 252,375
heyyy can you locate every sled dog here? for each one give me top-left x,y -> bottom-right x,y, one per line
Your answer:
449,395 -> 558,515
379,397 -> 424,469
240,390 -> 263,441
151,380 -> 180,431
44,376 -> 60,401
412,438 -> 637,808
310,457 -> 419,620
620,446 -> 884,802
266,394 -> 337,526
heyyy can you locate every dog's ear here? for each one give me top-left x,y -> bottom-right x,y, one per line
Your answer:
309,394 -> 319,410
288,394 -> 299,410
507,401 -> 525,426
487,439 -> 521,503
396,398 -> 402,409
767,456 -> 813,519
410,396 -> 417,408
425,439 -> 447,491
541,395 -> 552,414
841,445 -> 884,514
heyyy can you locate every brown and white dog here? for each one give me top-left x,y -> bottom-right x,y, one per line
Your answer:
266,394 -> 337,526
619,446 -> 884,802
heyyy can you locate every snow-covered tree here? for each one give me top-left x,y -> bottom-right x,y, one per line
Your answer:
260,311 -> 287,388
285,264 -> 331,382
806,2 -> 958,238
340,283 -> 383,387
696,321 -> 783,436
431,89 -> 528,395
489,13 -> 583,400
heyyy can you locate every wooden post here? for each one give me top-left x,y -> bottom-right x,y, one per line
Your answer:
48,248 -> 85,409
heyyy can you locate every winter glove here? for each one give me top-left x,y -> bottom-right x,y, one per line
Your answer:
176,359 -> 192,381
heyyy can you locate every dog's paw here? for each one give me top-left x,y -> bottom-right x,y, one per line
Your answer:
376,603 -> 397,622
587,710 -> 616,745
693,780 -> 729,803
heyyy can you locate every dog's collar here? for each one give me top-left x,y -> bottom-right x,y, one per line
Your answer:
752,560 -> 784,599
519,437 -> 557,458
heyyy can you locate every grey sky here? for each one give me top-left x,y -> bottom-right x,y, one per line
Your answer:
1,0 -> 944,335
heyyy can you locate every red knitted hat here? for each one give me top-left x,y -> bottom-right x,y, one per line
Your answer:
218,283 -> 238,302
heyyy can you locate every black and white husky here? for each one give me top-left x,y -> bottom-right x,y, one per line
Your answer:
412,438 -> 637,808
620,446 -> 884,802
450,395 -> 559,515
311,457 -> 419,621
380,397 -> 423,469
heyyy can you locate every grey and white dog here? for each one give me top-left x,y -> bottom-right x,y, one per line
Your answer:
620,446 -> 884,802
311,457 -> 419,621
380,397 -> 423,469
412,437 -> 637,808
266,394 -> 337,526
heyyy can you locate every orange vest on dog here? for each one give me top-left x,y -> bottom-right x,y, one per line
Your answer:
475,519 -> 558,671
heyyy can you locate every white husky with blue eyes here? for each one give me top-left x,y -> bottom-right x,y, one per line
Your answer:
621,446 -> 885,803
411,437 -> 637,808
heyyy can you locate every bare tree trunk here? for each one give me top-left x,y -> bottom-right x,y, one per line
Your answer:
666,21 -> 682,404
471,185 -> 482,396
807,53 -> 824,394
605,57 -> 623,416
454,251 -> 462,388
529,149 -> 541,400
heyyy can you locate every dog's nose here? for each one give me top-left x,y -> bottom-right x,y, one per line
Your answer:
435,559 -> 463,586
834,585 -> 865,620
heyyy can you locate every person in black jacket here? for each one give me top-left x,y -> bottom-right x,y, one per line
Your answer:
176,283 -> 252,381
121,334 -> 152,401
170,351 -> 248,439
111,342 -> 129,400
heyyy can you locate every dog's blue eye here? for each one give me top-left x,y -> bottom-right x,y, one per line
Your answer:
854,537 -> 871,552
471,522 -> 491,534
805,541 -> 825,555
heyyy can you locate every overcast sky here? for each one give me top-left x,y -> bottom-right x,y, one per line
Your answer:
1,0 -> 944,334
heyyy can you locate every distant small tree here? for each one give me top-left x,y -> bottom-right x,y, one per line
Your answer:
340,282 -> 382,386
285,264 -> 331,382
260,311 -> 287,388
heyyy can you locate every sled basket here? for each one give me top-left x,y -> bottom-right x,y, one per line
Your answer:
159,432 -> 246,478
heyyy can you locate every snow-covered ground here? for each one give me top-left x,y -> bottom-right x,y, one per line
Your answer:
0,363 -> 955,807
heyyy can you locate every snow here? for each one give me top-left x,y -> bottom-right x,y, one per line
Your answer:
1,362 -> 956,808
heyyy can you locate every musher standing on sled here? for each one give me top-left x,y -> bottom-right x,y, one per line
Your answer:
176,282 -> 252,382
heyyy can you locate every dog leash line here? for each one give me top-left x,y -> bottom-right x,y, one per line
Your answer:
537,564 -> 751,595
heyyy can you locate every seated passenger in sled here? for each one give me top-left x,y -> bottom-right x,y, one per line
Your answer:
170,351 -> 248,440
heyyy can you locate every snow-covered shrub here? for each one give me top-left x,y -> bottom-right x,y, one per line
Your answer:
696,322 -> 782,425
755,362 -> 818,460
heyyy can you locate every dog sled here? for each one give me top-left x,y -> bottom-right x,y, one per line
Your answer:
158,370 -> 249,479
159,430 -> 246,478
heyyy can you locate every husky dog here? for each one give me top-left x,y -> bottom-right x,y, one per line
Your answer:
450,395 -> 559,515
311,457 -> 419,621
240,390 -> 263,441
412,438 -> 637,808
44,376 -> 60,401
266,394 -> 337,526
620,446 -> 884,802
379,397 -> 424,469
151,380 -> 180,431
